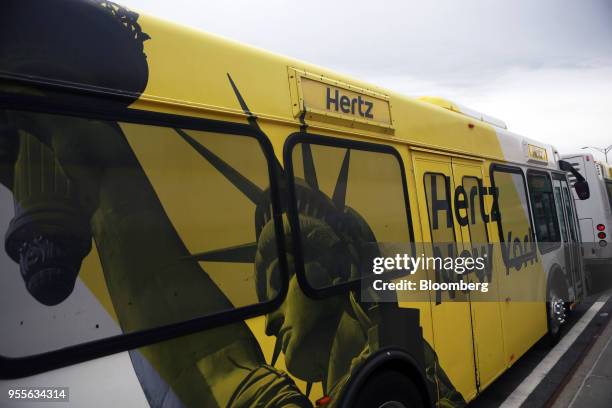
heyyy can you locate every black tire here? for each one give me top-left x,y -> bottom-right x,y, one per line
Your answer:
353,369 -> 425,408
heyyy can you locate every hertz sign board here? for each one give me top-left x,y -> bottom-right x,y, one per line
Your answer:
527,144 -> 548,163
290,69 -> 393,130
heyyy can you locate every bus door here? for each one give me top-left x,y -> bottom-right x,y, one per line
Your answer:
451,158 -> 505,391
412,151 -> 478,402
558,177 -> 584,298
490,165 -> 547,367
552,176 -> 576,294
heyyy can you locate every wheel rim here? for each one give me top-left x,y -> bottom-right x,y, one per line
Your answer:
549,294 -> 566,334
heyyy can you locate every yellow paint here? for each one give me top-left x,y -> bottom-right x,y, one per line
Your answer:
79,241 -> 119,323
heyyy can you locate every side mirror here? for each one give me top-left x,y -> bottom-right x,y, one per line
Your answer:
574,180 -> 590,200
558,160 -> 576,173
558,159 -> 590,200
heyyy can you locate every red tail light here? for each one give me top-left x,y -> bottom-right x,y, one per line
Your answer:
598,232 -> 606,239
597,224 -> 605,231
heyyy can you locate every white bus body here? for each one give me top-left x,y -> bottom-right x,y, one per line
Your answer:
561,153 -> 612,264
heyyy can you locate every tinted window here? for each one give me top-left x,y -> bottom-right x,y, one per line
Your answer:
553,180 -> 568,243
562,183 -> 579,242
491,167 -> 536,269
492,169 -> 532,242
288,139 -> 412,291
0,109 -> 281,357
527,172 -> 561,249
606,181 -> 612,210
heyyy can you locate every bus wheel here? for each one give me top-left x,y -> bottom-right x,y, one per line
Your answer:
353,369 -> 425,408
546,286 -> 567,345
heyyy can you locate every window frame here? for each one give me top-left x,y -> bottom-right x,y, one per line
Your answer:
0,91 -> 289,378
489,163 -> 537,269
526,169 -> 562,253
551,173 -> 570,244
605,180 -> 612,211
283,132 -> 415,299
560,179 -> 580,243
552,172 -> 577,238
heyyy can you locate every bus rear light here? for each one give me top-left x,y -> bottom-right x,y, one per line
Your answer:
597,224 -> 605,231
598,232 -> 606,239
599,240 -> 608,247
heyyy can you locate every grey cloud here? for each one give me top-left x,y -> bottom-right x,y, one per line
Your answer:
119,0 -> 612,155
122,0 -> 612,85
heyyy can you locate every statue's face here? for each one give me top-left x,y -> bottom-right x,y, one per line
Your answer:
266,263 -> 344,382
256,216 -> 347,382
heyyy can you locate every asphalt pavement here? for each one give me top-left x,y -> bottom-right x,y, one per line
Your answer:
469,293 -> 612,408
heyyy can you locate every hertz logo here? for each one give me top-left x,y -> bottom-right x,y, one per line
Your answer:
325,88 -> 374,119
527,144 -> 548,162
294,74 -> 392,127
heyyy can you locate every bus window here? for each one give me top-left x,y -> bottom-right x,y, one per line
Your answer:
606,180 -> 612,210
0,108 -> 285,358
527,171 -> 561,253
286,136 -> 412,292
561,182 -> 579,243
553,180 -> 568,243
491,166 -> 536,269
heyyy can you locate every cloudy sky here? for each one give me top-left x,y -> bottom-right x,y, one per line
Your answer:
123,0 -> 612,161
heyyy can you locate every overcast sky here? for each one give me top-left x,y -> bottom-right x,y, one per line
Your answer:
122,0 -> 612,161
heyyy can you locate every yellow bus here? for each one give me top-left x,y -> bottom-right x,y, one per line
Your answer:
0,1 -> 590,407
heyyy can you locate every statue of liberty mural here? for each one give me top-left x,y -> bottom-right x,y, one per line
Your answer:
0,1 -> 465,407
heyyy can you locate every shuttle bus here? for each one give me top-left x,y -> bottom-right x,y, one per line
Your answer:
0,1 -> 589,407
561,153 -> 612,267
